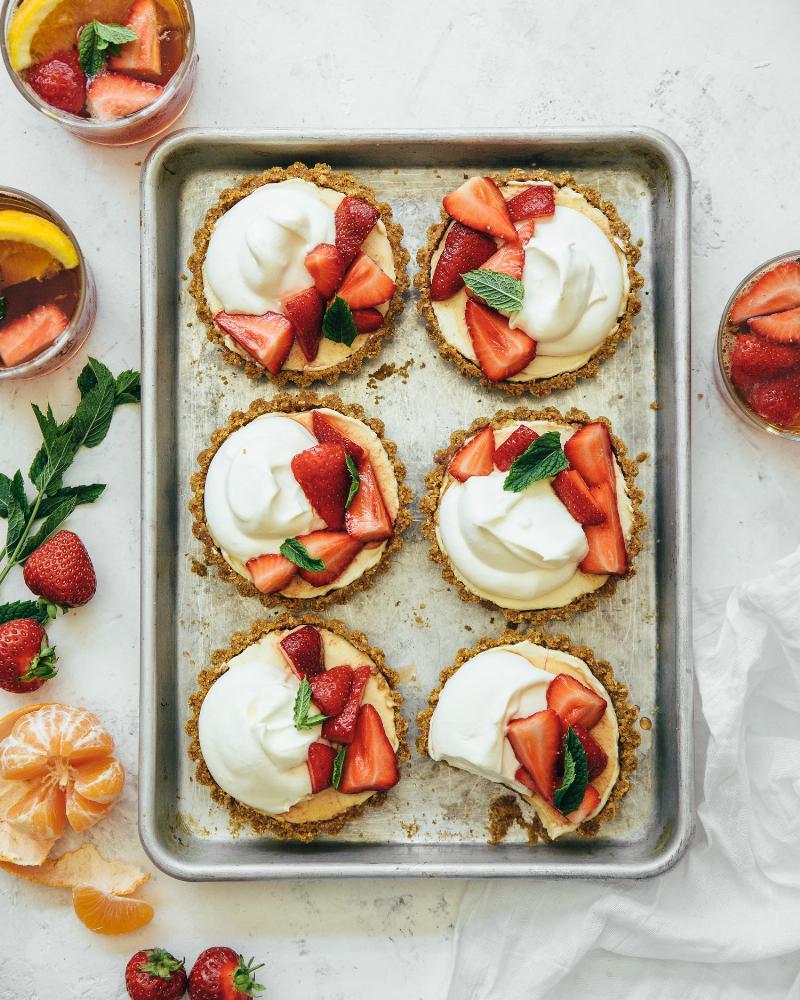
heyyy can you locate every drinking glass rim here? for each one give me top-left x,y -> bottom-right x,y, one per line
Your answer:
0,0 -> 196,134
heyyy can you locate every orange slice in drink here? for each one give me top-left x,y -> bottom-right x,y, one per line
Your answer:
72,884 -> 154,935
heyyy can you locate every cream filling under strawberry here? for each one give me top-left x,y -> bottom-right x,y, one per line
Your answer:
431,185 -> 631,380
198,629 -> 398,821
202,179 -> 396,374
435,421 -> 633,611
204,408 -> 400,598
427,641 -> 619,839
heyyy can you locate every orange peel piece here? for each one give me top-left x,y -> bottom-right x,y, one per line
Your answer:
0,842 -> 149,895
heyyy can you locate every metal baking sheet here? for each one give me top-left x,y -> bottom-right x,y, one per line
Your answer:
140,128 -> 693,880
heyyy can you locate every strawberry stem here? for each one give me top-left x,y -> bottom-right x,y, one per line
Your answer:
20,636 -> 58,682
233,956 -> 265,996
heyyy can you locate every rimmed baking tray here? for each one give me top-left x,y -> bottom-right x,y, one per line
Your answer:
140,128 -> 693,880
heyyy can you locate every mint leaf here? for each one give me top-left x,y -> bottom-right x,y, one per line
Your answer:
0,297 -> 5,321
345,453 -> 360,509
0,600 -> 50,626
322,296 -> 358,348
19,495 -> 78,559
78,20 -> 137,76
72,358 -> 116,449
0,474 -> 11,518
114,370 -> 141,405
280,538 -> 324,572
36,484 -> 105,520
503,431 -> 569,492
292,677 -> 328,731
5,474 -> 29,552
461,270 -> 525,314
332,745 -> 346,789
553,727 -> 589,814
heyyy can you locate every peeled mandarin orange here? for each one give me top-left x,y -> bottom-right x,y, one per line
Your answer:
0,703 -> 123,854
72,884 -> 154,935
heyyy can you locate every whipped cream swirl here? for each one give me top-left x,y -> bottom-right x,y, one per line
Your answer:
198,639 -> 318,815
428,646 -> 553,789
204,414 -> 319,566
204,179 -> 336,315
437,468 -> 589,604
509,204 -> 626,356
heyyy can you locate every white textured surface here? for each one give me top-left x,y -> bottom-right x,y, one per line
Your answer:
0,0 -> 799,995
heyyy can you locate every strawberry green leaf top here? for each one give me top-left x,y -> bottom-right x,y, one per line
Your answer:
553,726 -> 589,814
78,20 -> 138,77
503,431 -> 570,493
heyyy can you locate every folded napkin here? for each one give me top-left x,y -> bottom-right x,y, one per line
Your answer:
445,549 -> 800,1000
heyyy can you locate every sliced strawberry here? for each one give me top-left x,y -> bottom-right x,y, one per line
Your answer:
279,625 -> 323,677
307,742 -> 337,793
352,308 -> 383,332
27,50 -> 85,115
291,442 -> 349,529
345,458 -> 393,542
563,423 -> 617,492
506,709 -> 563,803
309,665 -> 353,716
449,425 -> 495,482
580,482 -> 628,574
748,306 -> 800,345
282,286 -> 324,362
335,197 -> 380,266
339,704 -> 399,793
730,334 -> 800,375
493,425 -> 538,471
442,177 -> 517,242
0,305 -> 69,368
464,299 -> 536,381
748,370 -> 800,428
477,241 -> 524,281
245,553 -> 297,594
214,310 -> 293,374
506,184 -> 556,222
337,253 -> 395,310
322,664 -> 371,744
311,411 -> 364,462
85,71 -> 163,121
514,218 -> 537,244
295,530 -> 363,587
305,243 -> 345,298
730,260 -> 800,323
514,766 -> 537,793
552,469 -> 606,526
108,0 -> 161,78
430,222 -> 496,301
571,723 -> 608,781
565,784 -> 601,825
546,674 -> 607,731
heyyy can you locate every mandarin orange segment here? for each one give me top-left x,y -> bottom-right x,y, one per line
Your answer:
72,884 -> 154,936
71,757 -> 124,804
0,733 -> 49,781
6,781 -> 66,841
65,788 -> 113,833
0,703 -> 53,742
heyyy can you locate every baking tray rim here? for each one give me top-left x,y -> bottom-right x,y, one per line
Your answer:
139,126 -> 693,881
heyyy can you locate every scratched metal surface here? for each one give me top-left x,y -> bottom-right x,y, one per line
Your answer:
139,129 -> 692,879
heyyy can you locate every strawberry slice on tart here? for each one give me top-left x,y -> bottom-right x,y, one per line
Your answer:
442,177 -> 517,242
430,222 -> 497,301
282,287 -> 324,362
294,531 -> 364,587
214,311 -> 293,374
305,243 -> 346,299
344,458 -> 393,542
493,425 -> 539,471
279,624 -> 324,677
506,183 -> 556,222
337,253 -> 396,310
291,442 -> 350,530
448,425 -> 495,482
464,300 -> 536,382
339,704 -> 399,793
335,197 -> 381,266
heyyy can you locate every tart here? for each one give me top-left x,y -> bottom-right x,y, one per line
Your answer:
187,616 -> 408,842
421,406 -> 644,624
188,162 -> 409,384
417,631 -> 639,840
190,392 -> 412,608
415,169 -> 642,396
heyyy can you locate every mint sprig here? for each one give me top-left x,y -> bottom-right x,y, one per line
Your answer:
503,431 -> 569,493
461,269 -> 524,314
293,676 -> 328,731
553,726 -> 589,814
280,537 -> 324,572
345,453 -> 360,509
322,296 -> 358,348
78,20 -> 138,77
0,358 -> 139,591
332,745 -> 346,789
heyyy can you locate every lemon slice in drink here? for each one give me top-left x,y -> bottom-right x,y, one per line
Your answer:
6,0 -> 130,70
6,0 -> 64,70
0,210 -> 78,288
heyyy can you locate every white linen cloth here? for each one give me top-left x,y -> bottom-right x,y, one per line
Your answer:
445,549 -> 800,999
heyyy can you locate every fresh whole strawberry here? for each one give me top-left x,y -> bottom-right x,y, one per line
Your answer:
0,619 -> 57,693
188,948 -> 264,1000
27,50 -> 86,115
125,948 -> 187,1000
23,529 -> 96,609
